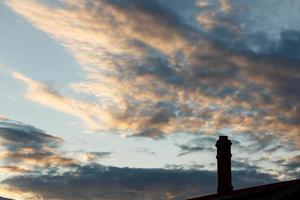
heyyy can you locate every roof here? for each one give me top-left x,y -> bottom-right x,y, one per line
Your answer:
188,179 -> 300,200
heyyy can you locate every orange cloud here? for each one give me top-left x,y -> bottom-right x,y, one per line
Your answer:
6,0 -> 300,151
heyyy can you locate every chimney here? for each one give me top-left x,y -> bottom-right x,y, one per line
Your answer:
216,136 -> 233,195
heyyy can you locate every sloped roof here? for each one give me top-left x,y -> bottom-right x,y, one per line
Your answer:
188,179 -> 300,200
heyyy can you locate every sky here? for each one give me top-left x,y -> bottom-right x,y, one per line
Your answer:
0,0 -> 300,199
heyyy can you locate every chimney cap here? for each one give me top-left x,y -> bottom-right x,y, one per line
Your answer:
216,136 -> 231,147
219,136 -> 228,140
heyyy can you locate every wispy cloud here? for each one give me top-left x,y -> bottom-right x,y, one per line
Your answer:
12,72 -> 112,130
7,0 -> 300,146
0,166 -> 31,174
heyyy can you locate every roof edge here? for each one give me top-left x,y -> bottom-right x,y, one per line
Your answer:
187,178 -> 300,200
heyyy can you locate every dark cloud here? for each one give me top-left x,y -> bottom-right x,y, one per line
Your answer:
231,160 -> 261,171
177,144 -> 214,157
2,164 -> 277,200
85,152 -> 113,162
148,108 -> 176,125
0,119 -> 62,150
0,119 -> 76,168
102,0 -> 198,39
174,133 -> 286,158
164,163 -> 205,170
135,55 -> 185,86
234,132 -> 293,154
232,169 -> 277,189
249,30 -> 300,62
176,136 -> 219,157
273,155 -> 300,179
132,128 -> 166,140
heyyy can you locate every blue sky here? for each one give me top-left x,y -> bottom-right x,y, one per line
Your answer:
0,0 -> 300,199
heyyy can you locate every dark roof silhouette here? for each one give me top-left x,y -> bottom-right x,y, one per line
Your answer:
187,136 -> 300,200
188,179 -> 300,200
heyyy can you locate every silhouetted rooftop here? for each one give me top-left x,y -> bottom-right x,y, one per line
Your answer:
188,178 -> 300,200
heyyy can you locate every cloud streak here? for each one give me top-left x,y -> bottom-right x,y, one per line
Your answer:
6,0 -> 300,146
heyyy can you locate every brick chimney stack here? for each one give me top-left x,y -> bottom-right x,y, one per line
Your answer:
216,136 -> 233,195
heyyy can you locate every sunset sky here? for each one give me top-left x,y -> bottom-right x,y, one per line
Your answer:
0,0 -> 300,199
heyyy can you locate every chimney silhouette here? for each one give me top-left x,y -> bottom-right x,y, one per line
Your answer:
216,136 -> 233,195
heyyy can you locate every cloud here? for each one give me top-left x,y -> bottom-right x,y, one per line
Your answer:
175,133 -> 285,157
0,166 -> 31,174
132,147 -> 156,155
219,0 -> 232,13
0,118 -> 62,149
0,115 -> 6,120
84,152 -> 113,162
177,144 -> 214,157
165,163 -> 205,170
0,118 -> 77,169
1,164 -> 277,200
272,154 -> 300,179
0,186 -> 34,200
5,0 -> 300,153
132,128 -> 166,140
231,160 -> 260,171
12,72 -> 112,130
